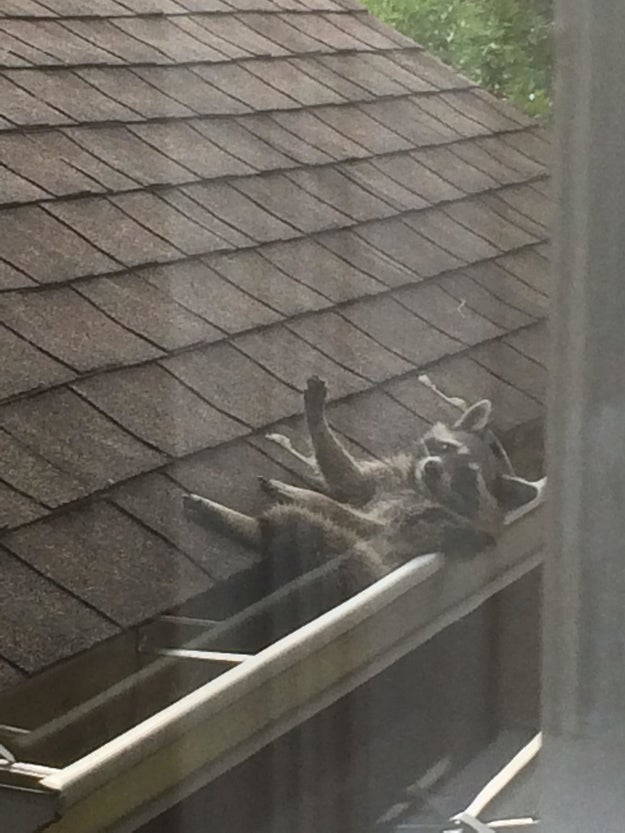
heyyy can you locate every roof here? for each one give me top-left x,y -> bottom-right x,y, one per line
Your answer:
0,0 -> 550,693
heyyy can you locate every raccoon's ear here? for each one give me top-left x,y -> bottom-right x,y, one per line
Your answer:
453,399 -> 492,433
493,475 -> 541,512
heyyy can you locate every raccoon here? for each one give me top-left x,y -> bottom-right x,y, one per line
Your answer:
182,377 -> 537,607
183,447 -> 507,615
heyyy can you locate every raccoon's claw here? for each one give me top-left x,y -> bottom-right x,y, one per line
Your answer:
258,476 -> 287,501
257,475 -> 273,495
182,493 -> 205,522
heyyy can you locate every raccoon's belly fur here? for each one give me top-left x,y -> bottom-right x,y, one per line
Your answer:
352,454 -> 423,502
257,492 -> 488,604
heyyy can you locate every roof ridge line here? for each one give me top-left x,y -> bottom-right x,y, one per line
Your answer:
0,8 -> 371,24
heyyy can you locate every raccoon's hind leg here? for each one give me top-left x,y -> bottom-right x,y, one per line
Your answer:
304,376 -> 374,506
182,494 -> 262,550
258,477 -> 384,537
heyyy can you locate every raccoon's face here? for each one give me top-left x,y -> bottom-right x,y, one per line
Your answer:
419,399 -> 514,492
417,453 -> 502,534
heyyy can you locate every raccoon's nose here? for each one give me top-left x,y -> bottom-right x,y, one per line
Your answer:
423,458 -> 443,480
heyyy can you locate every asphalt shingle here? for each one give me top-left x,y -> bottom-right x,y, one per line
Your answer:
0,259 -> 37,291
0,75 -> 68,125
391,50 -> 473,90
0,388 -> 164,491
192,118 -> 293,170
45,197 -> 179,267
77,67 -> 196,119
1,164 -> 48,204
0,288 -> 161,372
245,57 -> 345,106
394,282 -> 503,345
2,204 -> 117,282
272,107 -> 372,157
417,144 -> 498,194
236,113 -> 334,164
315,103 -> 412,154
434,270 -> 535,331
361,97 -> 459,146
234,325 -> 367,397
77,273 -> 222,352
85,67 -> 201,118
355,217 -> 462,277
504,129 -> 550,166
285,166 -> 395,222
443,198 -> 540,252
74,364 -> 247,456
462,258 -> 548,319
0,427 -> 89,509
261,237 -> 385,300
183,180 -> 297,242
287,310 -> 413,381
208,249 -> 329,316
0,322 -> 75,401
1,19 -> 116,65
162,342 -> 302,427
340,294 -> 459,365
319,227 -> 414,287
341,158 -> 429,212
373,153 -> 463,203
0,547 -> 118,673
111,16 -> 234,63
64,125 -> 191,187
392,352 -> 543,432
503,321 -> 548,367
5,503 -> 213,627
233,171 -> 352,233
129,121 -> 255,180
0,480 -> 47,529
59,18 -> 171,63
404,208 -> 499,263
470,338 -> 547,400
241,12 -> 329,53
290,54 -> 373,100
496,246 -> 551,297
142,258 -> 280,332
4,69 -> 137,124
0,130 -> 135,197
193,63 -> 296,111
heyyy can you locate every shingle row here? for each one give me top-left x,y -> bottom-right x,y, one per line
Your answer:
0,11 -> 409,69
0,179 -> 548,290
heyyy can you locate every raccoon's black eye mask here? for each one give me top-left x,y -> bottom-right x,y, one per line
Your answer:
424,438 -> 461,455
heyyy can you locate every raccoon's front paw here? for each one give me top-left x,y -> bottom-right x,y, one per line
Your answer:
304,375 -> 327,421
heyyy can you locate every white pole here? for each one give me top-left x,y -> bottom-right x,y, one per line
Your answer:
542,0 -> 625,829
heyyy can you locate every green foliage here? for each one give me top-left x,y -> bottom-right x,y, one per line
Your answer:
363,0 -> 552,117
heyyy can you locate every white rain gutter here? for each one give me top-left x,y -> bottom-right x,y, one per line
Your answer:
10,484 -> 545,833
